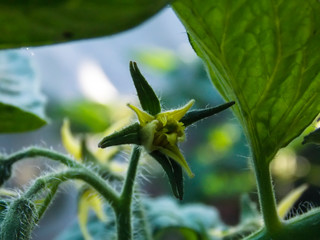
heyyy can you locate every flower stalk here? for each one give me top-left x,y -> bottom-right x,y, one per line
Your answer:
115,146 -> 142,240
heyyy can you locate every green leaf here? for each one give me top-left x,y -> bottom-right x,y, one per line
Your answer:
0,0 -> 170,49
173,0 -> 320,163
50,100 -> 114,133
0,50 -> 46,133
130,61 -> 161,115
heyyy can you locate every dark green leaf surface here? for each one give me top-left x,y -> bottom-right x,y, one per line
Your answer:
173,0 -> 320,162
0,51 -> 46,133
0,0 -> 170,49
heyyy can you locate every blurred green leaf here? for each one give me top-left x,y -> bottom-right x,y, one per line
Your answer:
50,100 -> 112,133
173,0 -> 320,163
202,172 -> 254,198
135,48 -> 178,71
0,0 -> 170,49
144,197 -> 225,239
56,203 -> 117,240
0,50 -> 46,133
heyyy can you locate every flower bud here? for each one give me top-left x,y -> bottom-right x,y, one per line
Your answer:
0,198 -> 38,240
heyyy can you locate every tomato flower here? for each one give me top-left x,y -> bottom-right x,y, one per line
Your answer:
128,100 -> 195,177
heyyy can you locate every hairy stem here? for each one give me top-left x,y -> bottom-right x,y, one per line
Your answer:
115,146 -> 141,240
252,156 -> 282,234
3,147 -> 78,167
24,168 -> 120,209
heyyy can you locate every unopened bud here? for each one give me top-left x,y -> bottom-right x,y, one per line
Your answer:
0,198 -> 38,240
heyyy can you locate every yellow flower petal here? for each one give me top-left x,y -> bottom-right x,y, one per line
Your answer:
61,119 -> 82,160
78,189 -> 107,240
159,99 -> 195,122
277,184 -> 308,219
158,145 -> 194,178
127,104 -> 154,126
94,147 -> 119,164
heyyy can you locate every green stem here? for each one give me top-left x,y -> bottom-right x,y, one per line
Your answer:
252,157 -> 282,234
4,147 -> 78,167
115,146 -> 141,240
24,168 -> 120,209
245,208 -> 320,240
3,147 -> 121,206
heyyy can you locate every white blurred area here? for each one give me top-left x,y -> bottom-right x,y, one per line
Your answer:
78,59 -> 118,104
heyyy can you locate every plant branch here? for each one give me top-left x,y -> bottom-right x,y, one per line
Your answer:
3,147 -> 78,167
24,168 -> 120,209
115,146 -> 142,240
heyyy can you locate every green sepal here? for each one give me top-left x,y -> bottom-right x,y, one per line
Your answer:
181,101 -> 235,127
0,198 -> 38,240
302,128 -> 320,145
98,123 -> 141,149
130,61 -> 161,115
0,161 -> 12,187
150,151 -> 184,200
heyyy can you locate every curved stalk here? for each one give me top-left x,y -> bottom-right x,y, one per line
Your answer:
3,147 -> 78,167
24,168 -> 120,209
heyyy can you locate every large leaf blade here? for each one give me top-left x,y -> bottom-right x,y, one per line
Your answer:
173,0 -> 320,162
0,0 -> 170,49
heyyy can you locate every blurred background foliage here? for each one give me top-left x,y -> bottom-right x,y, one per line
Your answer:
46,45 -> 320,230
1,9 -> 320,240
